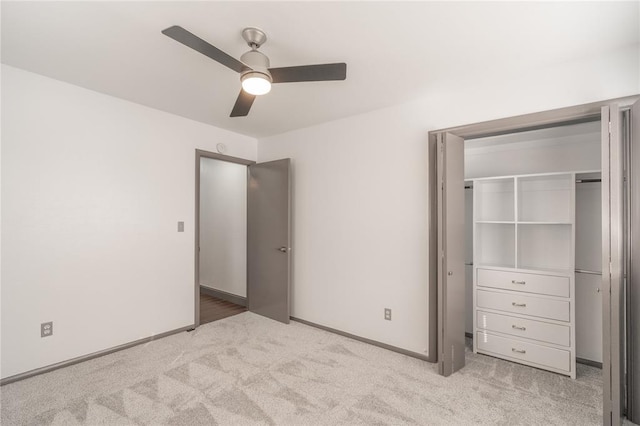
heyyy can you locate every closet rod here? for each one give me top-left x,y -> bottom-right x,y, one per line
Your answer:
575,269 -> 602,276
466,180 -> 600,185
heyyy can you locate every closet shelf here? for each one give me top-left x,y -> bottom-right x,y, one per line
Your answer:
475,220 -> 515,224
575,269 -> 602,276
475,264 -> 572,275
517,221 -> 572,225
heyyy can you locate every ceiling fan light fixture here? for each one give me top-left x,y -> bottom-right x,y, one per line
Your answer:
241,71 -> 272,95
162,25 -> 347,117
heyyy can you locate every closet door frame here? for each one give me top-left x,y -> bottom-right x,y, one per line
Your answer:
602,103 -> 626,426
428,95 -> 638,425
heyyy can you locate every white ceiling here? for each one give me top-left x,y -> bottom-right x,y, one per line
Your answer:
2,1 -> 638,138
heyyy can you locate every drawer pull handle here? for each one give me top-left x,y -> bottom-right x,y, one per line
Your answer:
512,302 -> 527,307
512,348 -> 526,354
512,325 -> 526,331
511,280 -> 526,285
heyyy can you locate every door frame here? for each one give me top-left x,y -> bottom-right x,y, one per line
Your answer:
427,95 -> 639,422
194,149 -> 255,328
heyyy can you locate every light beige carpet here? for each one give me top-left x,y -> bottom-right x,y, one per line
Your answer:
1,312 -> 602,425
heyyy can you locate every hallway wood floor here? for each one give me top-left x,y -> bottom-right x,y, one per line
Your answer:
199,292 -> 246,325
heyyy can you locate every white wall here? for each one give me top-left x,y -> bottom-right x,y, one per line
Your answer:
258,46 -> 638,357
465,121 -> 601,179
260,106 -> 432,355
0,65 -> 257,379
199,158 -> 247,297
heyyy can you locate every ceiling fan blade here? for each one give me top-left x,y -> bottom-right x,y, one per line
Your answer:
162,25 -> 247,73
230,90 -> 256,117
269,63 -> 347,83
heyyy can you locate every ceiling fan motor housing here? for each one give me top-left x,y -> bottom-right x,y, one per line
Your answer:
240,50 -> 272,82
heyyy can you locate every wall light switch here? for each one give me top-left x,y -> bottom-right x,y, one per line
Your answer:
178,221 -> 184,232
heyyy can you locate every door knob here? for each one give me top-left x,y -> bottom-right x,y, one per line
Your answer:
278,247 -> 289,253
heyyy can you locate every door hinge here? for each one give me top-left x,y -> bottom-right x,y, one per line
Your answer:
608,121 -> 612,135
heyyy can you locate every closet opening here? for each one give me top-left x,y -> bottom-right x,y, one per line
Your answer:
463,119 -> 603,378
429,95 -> 639,425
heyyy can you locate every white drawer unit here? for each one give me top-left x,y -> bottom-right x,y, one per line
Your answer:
476,310 -> 570,347
477,269 -> 570,298
474,268 -> 576,378
476,331 -> 571,373
476,289 -> 570,322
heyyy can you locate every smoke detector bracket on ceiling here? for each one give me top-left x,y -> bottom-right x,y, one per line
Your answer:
242,27 -> 267,49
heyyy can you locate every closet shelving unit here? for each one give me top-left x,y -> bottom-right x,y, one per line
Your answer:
473,172 -> 576,378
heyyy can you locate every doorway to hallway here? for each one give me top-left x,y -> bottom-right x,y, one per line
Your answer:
194,149 -> 292,328
199,291 -> 246,325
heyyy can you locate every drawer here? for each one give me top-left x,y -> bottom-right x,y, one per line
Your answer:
476,331 -> 571,372
477,290 -> 570,322
476,310 -> 570,346
477,269 -> 569,298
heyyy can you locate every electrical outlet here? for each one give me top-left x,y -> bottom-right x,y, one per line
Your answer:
41,322 -> 53,338
177,221 -> 185,232
384,308 -> 392,321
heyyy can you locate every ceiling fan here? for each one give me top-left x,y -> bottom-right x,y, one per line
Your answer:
161,26 -> 347,117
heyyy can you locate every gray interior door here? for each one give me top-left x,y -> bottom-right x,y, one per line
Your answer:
602,104 -> 624,426
437,132 -> 466,376
247,158 -> 291,324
